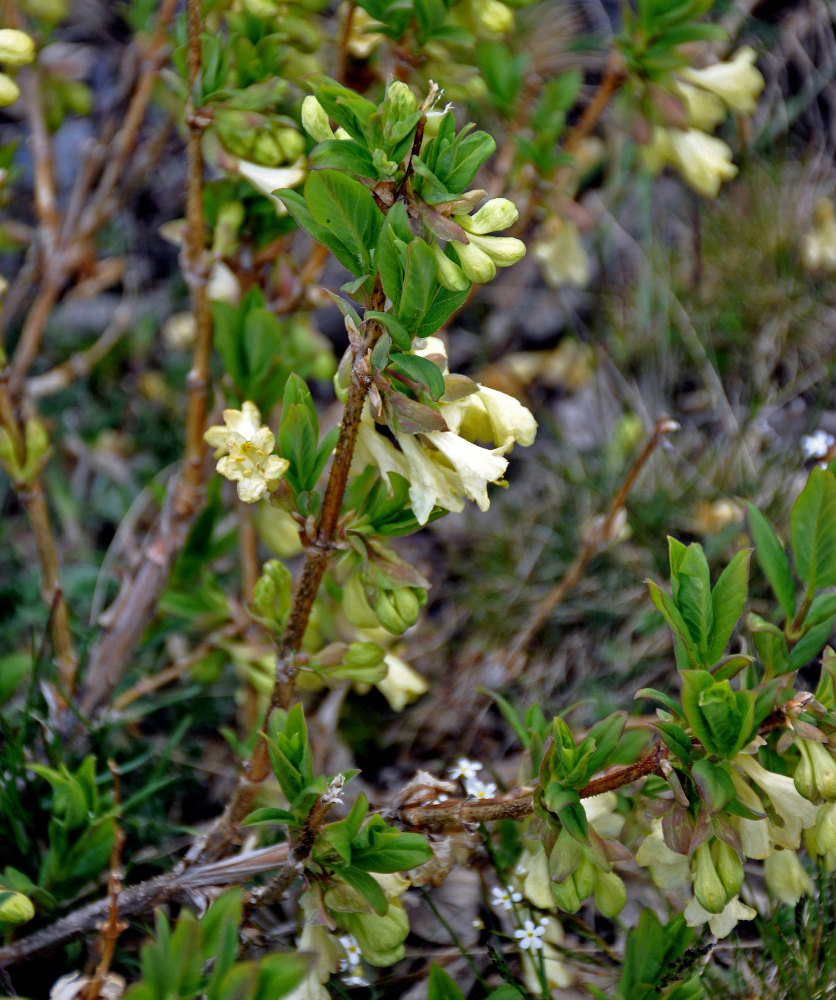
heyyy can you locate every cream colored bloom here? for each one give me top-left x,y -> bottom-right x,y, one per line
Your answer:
582,791 -> 625,840
764,850 -> 814,906
684,895 -> 756,938
667,128 -> 738,198
729,768 -> 772,860
678,47 -> 764,116
532,217 -> 590,289
634,820 -> 690,890
0,29 -> 36,67
204,402 -> 288,502
375,652 -> 428,711
642,126 -> 737,198
522,846 -> 554,909
237,159 -> 306,212
671,79 -> 726,132
802,199 -> 836,271
735,754 -> 819,850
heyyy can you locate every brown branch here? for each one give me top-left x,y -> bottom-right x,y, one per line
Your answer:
18,479 -> 77,691
80,764 -> 127,1000
504,417 -> 679,677
562,52 -> 626,157
399,742 -> 670,828
0,843 -> 291,968
188,283 -> 387,866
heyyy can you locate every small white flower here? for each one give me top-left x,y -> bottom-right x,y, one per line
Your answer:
514,919 -> 546,951
343,974 -> 369,987
449,758 -> 483,781
491,886 -> 522,911
801,430 -> 835,461
339,935 -> 362,968
466,778 -> 497,799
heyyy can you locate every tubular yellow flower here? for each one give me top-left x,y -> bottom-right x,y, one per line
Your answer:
301,95 -> 334,144
667,128 -> 738,198
375,652 -> 428,711
735,753 -> 819,849
684,895 -> 756,938
678,47 -> 764,116
764,850 -> 814,906
204,402 -> 288,503
532,217 -> 590,289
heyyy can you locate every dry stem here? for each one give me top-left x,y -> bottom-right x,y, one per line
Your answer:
504,417 -> 679,676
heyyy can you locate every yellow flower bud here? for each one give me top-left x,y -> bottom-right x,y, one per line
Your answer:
0,72 -> 21,107
431,242 -> 470,291
816,801 -> 836,855
0,890 -> 34,926
466,232 -> 527,267
714,840 -> 744,898
471,0 -> 513,34
693,842 -> 728,914
457,198 -> 518,235
301,95 -> 334,144
451,238 -> 496,283
551,873 -> 581,913
593,870 -> 626,918
342,575 -> 380,630
0,29 -> 35,68
572,856 -> 596,901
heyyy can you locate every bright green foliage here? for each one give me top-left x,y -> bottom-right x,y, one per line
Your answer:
123,890 -> 309,1000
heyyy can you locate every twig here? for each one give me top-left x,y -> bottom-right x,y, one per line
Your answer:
0,843 -> 291,967
504,417 -> 680,676
187,280 -> 388,865
80,764 -> 127,1000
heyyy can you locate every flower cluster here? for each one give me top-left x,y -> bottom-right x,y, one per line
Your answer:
642,47 -> 764,198
204,401 -> 289,502
433,198 -> 526,288
353,339 -> 536,525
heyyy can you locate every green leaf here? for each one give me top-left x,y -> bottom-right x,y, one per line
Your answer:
647,579 -> 700,667
583,712 -> 627,776
276,188 -> 359,277
428,964 -> 466,1000
365,310 -> 412,352
707,549 -> 751,665
655,721 -> 693,762
746,502 -> 796,619
676,544 -> 713,661
305,170 -> 383,278
310,139 -> 377,178
635,686 -> 682,719
388,353 -> 446,400
397,238 -> 437,332
337,865 -> 388,915
543,784 -> 588,841
788,615 -> 836,670
792,466 -> 836,590
243,806 -> 296,826
804,592 -> 836,628
690,759 -> 735,811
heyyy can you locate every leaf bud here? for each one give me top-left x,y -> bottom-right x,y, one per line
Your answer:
0,426 -> 21,478
457,198 -> 518,235
0,72 -> 20,108
692,841 -> 728,914
301,96 -> 334,144
713,840 -> 744,898
0,29 -> 35,68
0,890 -> 35,926
593,870 -> 626,918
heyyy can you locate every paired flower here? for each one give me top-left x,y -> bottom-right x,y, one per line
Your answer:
435,198 -> 526,287
204,401 -> 289,502
676,47 -> 764,119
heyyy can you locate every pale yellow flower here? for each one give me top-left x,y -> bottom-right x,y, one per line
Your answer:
237,159 -> 306,212
802,199 -> 836,271
204,402 -> 288,502
684,895 -> 756,938
375,652 -> 428,711
634,820 -> 690,890
734,754 -> 819,850
678,47 -> 764,117
764,850 -> 814,906
667,128 -> 738,198
532,216 -> 591,289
